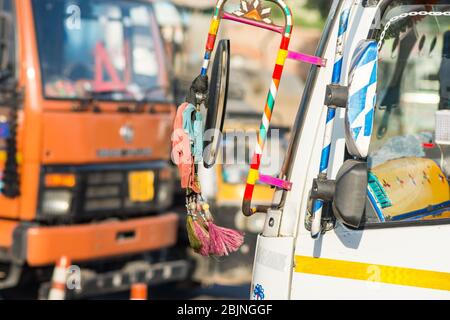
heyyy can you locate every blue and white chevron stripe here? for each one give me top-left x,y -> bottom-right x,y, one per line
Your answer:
346,41 -> 378,158
311,5 -> 352,239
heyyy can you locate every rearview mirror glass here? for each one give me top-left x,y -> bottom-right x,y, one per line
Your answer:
203,39 -> 230,168
345,40 -> 378,159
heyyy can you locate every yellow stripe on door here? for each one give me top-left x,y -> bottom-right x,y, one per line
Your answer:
295,255 -> 450,292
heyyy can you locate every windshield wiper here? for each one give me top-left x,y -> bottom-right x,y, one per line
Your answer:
377,28 -> 417,139
73,88 -> 131,112
134,86 -> 169,112
73,86 -> 168,113
141,86 -> 167,100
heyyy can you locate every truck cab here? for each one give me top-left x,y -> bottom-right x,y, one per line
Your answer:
250,0 -> 450,299
0,0 -> 188,298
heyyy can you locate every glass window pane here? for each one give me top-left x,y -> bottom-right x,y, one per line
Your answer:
32,0 -> 167,101
364,3 -> 450,225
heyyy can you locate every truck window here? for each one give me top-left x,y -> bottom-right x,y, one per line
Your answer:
32,0 -> 168,102
364,3 -> 450,225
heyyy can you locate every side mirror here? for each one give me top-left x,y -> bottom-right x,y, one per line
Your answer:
0,12 -> 12,71
332,40 -> 377,227
345,40 -> 378,159
312,41 -> 377,230
332,160 -> 368,228
203,39 -> 230,168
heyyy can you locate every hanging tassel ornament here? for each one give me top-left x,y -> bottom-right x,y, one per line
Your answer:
201,202 -> 244,257
192,199 -> 210,256
186,196 -> 211,256
184,194 -> 244,257
186,198 -> 202,252
186,215 -> 202,252
173,75 -> 244,257
193,217 -> 211,256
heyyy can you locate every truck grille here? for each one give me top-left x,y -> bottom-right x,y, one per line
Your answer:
84,172 -> 125,212
81,170 -> 157,216
39,162 -> 167,221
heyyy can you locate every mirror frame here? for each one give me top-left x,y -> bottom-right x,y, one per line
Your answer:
203,39 -> 230,169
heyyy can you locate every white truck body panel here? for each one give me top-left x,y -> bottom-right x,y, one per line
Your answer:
251,0 -> 450,300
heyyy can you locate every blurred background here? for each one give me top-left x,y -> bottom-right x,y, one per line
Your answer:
153,0 -> 330,300
166,0 -> 330,125
0,0 -> 330,300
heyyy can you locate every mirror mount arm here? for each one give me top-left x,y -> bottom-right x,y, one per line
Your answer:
242,200 -> 271,217
324,84 -> 349,109
310,160 -> 368,230
186,75 -> 208,107
311,176 -> 336,203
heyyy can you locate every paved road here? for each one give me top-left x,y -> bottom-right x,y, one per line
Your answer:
99,282 -> 251,300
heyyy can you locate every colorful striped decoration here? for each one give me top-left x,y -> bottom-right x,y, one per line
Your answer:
242,0 -> 293,216
197,0 -> 295,216
310,4 -> 352,238
200,0 -> 225,76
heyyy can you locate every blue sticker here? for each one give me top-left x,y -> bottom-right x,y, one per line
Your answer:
253,284 -> 265,300
0,122 -> 10,139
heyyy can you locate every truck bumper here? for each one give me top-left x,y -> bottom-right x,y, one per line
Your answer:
11,213 -> 179,267
38,259 -> 191,299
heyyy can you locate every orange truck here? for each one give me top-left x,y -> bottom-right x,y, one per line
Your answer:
0,0 -> 189,298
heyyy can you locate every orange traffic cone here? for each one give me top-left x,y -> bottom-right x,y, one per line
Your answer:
48,256 -> 70,300
130,283 -> 148,300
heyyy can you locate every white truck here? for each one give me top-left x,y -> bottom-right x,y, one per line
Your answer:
250,0 -> 450,300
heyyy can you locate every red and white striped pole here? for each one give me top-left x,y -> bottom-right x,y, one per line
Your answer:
48,256 -> 70,300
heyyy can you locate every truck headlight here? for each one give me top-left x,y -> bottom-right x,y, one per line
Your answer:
42,190 -> 72,215
157,181 -> 174,210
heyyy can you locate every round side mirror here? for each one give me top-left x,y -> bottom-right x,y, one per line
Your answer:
346,40 -> 378,159
203,39 -> 230,168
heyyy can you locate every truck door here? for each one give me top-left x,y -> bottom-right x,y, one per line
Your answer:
292,1 -> 450,299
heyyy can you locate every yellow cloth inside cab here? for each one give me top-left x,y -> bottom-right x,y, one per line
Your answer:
370,157 -> 450,221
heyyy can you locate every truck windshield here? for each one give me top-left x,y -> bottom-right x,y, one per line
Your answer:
32,0 -> 167,101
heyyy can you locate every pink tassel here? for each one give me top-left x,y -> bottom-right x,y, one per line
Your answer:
208,222 -> 228,256
193,221 -> 211,256
208,222 -> 244,256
